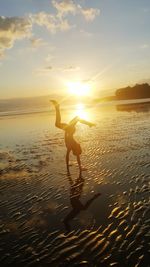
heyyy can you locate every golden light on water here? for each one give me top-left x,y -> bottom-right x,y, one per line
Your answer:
73,103 -> 91,120
67,81 -> 91,96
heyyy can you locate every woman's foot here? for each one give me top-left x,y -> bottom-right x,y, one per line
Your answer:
50,100 -> 59,107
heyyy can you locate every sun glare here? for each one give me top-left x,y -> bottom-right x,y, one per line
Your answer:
73,103 -> 90,120
67,81 -> 91,96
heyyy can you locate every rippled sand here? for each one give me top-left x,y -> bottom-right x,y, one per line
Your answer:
0,107 -> 150,267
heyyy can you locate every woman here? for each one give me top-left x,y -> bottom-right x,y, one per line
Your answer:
50,100 -> 95,172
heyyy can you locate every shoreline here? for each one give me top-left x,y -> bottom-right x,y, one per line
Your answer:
0,98 -> 150,118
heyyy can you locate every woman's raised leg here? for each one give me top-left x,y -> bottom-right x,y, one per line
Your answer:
50,100 -> 67,129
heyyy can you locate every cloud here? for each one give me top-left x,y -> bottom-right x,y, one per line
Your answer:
30,12 -> 57,33
36,64 -> 80,75
0,16 -> 32,58
29,37 -> 46,48
31,1 -> 100,33
45,66 -> 53,70
30,1 -> 100,32
79,7 -> 100,21
45,49 -> 55,62
79,29 -> 93,38
45,65 -> 80,72
30,12 -> 73,33
52,0 -> 100,21
63,65 -> 80,71
52,0 -> 76,17
0,1 -> 100,59
0,12 -> 72,58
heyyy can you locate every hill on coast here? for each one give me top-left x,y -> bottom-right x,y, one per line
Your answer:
116,83 -> 150,100
96,83 -> 150,102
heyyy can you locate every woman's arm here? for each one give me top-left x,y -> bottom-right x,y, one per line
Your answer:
78,118 -> 96,127
69,116 -> 96,127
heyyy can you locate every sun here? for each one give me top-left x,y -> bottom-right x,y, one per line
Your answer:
67,81 -> 91,96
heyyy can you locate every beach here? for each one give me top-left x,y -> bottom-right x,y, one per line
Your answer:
0,104 -> 150,267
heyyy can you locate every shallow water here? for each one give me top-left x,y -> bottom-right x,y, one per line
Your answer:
0,105 -> 150,266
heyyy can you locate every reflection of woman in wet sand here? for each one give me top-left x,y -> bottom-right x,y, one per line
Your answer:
63,173 -> 101,232
50,100 -> 95,172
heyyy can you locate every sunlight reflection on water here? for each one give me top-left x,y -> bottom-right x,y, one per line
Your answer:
71,103 -> 91,120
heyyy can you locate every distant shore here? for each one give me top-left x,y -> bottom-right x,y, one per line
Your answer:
96,83 -> 150,102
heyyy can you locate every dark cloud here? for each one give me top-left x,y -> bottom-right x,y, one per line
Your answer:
0,16 -> 32,58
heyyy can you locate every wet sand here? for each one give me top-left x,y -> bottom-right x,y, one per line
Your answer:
0,106 -> 150,267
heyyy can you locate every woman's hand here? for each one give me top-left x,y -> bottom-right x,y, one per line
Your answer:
88,122 -> 96,127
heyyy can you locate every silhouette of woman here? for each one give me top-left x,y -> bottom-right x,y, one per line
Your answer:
50,100 -> 95,172
63,173 -> 101,232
